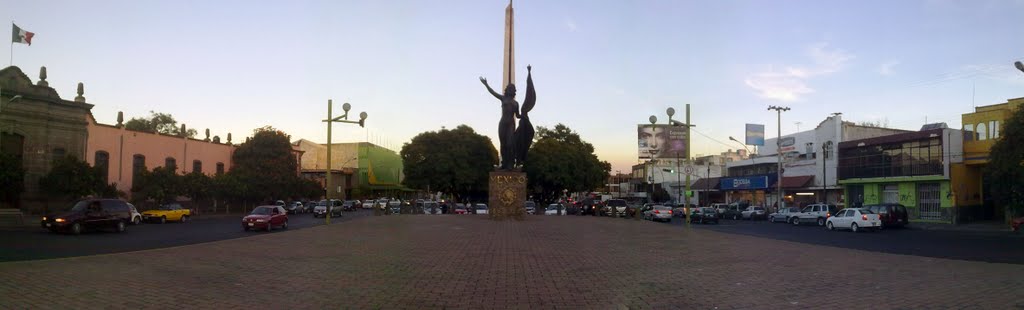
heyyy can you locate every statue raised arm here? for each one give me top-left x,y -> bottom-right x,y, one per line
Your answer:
480,77 -> 503,100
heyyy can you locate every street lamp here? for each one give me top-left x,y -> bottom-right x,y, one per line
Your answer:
1015,61 -> 1024,74
323,100 -> 367,224
727,136 -> 752,157
768,105 -> 790,211
652,104 -> 695,224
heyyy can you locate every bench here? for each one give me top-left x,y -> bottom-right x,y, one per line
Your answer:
0,208 -> 25,226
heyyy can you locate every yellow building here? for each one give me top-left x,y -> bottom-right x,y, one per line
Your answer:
955,97 -> 1024,223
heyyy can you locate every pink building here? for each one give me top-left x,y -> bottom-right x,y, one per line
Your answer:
86,113 -> 237,198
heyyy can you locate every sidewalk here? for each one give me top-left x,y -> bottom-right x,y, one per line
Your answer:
908,220 -> 1017,234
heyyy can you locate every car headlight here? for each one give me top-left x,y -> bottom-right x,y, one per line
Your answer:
55,218 -> 65,223
42,216 -> 48,221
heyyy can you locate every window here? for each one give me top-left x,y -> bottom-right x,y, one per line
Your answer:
165,157 -> 177,171
95,151 -> 110,182
216,162 -> 225,175
976,123 -> 987,141
882,184 -> 899,204
963,124 -> 974,141
805,143 -> 814,158
52,148 -> 66,163
991,120 -> 999,139
132,155 -> 146,188
193,160 -> 202,174
822,141 -> 833,159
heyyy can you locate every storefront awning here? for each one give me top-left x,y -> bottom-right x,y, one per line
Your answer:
692,177 -> 721,190
781,175 -> 814,189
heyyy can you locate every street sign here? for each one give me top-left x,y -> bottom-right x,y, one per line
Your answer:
683,165 -> 695,175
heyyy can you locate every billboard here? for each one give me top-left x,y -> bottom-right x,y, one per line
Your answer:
719,176 -> 769,190
745,124 -> 765,146
638,124 -> 688,160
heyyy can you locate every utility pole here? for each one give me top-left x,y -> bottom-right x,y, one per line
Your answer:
768,105 -> 790,211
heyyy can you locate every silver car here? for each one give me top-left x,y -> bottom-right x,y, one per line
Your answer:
768,207 -> 801,223
741,206 -> 766,220
643,205 -> 673,222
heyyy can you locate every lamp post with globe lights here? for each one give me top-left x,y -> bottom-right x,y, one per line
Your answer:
324,100 -> 367,224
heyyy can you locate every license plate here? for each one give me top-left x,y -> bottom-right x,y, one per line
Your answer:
46,223 -> 51,227
871,221 -> 877,225
248,223 -> 254,226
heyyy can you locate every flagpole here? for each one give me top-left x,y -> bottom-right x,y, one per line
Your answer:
9,22 -> 13,67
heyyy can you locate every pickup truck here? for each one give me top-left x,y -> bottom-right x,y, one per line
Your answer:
789,203 -> 839,226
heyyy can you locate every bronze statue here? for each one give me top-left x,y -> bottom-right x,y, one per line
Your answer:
480,76 -> 520,170
480,65 -> 537,170
513,65 -> 536,166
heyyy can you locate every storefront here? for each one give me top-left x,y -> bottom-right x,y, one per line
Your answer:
720,174 -> 773,207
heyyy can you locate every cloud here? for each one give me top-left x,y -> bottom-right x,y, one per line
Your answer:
879,61 -> 901,76
565,19 -> 577,32
744,43 -> 854,102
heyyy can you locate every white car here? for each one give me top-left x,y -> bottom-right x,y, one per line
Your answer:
740,206 -> 766,220
642,205 -> 673,222
474,203 -> 489,215
362,200 -> 375,209
791,204 -> 840,226
545,204 -> 566,215
128,203 -> 142,225
826,208 -> 881,232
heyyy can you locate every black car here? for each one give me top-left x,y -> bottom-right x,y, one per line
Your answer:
342,200 -> 358,212
689,207 -> 719,224
40,199 -> 129,234
721,202 -> 749,220
864,203 -> 909,228
578,199 -> 600,216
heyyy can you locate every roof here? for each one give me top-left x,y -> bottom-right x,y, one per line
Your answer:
781,175 -> 814,189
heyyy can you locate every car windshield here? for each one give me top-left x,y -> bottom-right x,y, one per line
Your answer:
606,200 -> 626,207
475,204 -> 487,210
159,204 -> 179,210
251,207 -> 273,215
655,206 -> 672,211
858,209 -> 874,214
70,200 -> 91,212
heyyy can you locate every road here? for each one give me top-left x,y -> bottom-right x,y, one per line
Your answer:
0,209 -> 372,262
653,215 -> 1024,265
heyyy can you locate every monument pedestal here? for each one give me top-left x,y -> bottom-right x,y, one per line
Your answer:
488,171 -> 527,221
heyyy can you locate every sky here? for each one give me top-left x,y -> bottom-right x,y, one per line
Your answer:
3,0 -> 1023,173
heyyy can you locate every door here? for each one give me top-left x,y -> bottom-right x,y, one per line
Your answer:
882,184 -> 899,204
917,183 -> 942,221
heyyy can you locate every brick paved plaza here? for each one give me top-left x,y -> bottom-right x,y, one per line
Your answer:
1,215 -> 1022,309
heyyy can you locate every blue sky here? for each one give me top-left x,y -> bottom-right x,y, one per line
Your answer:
3,0 -> 1023,173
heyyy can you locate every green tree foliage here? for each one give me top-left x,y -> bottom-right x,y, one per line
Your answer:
0,154 -> 24,206
38,155 -> 111,203
295,178 -> 324,201
124,111 -> 198,138
986,106 -> 1024,218
652,186 -> 672,203
131,166 -> 182,203
181,172 -> 212,204
230,126 -> 302,202
525,124 -> 612,204
401,125 -> 498,199
210,173 -> 246,205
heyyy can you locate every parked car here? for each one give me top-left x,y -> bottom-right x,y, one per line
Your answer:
863,203 -> 909,228
826,208 -> 881,232
579,199 -> 600,216
689,207 -> 719,224
423,202 -> 440,214
454,204 -> 469,214
303,202 -> 317,213
361,200 -> 374,209
721,203 -> 747,220
710,203 -> 729,218
524,201 -> 536,215
768,207 -> 801,223
40,199 -> 129,234
128,203 -> 142,225
545,204 -> 567,215
242,205 -> 289,231
474,203 -> 489,215
342,200 -> 358,212
275,200 -> 286,208
642,205 -> 673,222
790,203 -> 840,226
604,199 -> 628,217
741,206 -> 767,220
313,200 -> 343,218
285,202 -> 303,214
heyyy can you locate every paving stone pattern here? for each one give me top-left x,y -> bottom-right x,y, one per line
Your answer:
1,215 -> 1023,309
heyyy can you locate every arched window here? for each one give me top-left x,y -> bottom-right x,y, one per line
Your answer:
132,154 -> 146,188
193,160 -> 202,174
976,123 -> 987,141
95,151 -> 110,182
52,147 -> 66,163
216,162 -> 225,175
165,157 -> 177,171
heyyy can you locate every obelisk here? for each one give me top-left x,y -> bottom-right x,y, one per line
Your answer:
502,0 -> 515,90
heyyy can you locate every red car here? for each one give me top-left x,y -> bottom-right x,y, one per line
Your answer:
242,205 -> 289,232
1012,216 -> 1024,233
453,204 -> 469,214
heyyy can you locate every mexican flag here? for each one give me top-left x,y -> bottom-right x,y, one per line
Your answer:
12,24 -> 34,45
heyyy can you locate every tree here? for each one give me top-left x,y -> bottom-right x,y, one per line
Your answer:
524,124 -> 612,206
652,186 -> 672,203
131,166 -> 182,204
181,172 -> 212,205
38,155 -> 108,204
986,106 -> 1024,221
124,111 -> 198,138
0,154 -> 24,207
210,173 -> 246,212
230,126 -> 301,202
401,125 -> 499,201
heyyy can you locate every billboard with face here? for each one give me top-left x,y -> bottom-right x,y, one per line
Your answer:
638,124 -> 688,160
